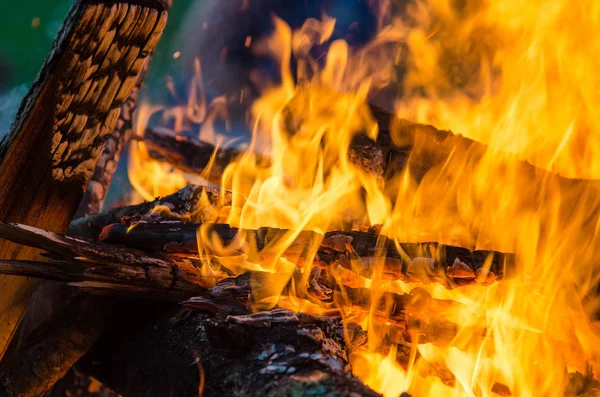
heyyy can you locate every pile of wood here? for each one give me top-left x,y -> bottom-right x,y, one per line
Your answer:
0,1 -> 599,396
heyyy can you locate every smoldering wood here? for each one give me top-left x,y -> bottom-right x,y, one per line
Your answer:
68,184 -> 228,239
99,221 -> 511,287
0,294 -> 115,397
0,0 -> 169,359
79,305 -> 381,397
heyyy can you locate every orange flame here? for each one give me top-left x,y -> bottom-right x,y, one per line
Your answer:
129,2 -> 600,395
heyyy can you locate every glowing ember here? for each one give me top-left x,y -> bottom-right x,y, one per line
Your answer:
129,1 -> 600,395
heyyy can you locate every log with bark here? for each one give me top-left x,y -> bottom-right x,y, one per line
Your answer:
16,0 -> 175,372
98,220 -> 509,286
0,0 -> 169,359
80,306 -> 382,397
0,222 -> 597,397
0,222 -> 488,345
141,104 -> 600,190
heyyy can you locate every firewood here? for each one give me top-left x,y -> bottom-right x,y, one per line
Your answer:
0,223 -> 213,300
17,0 -> 174,377
0,223 -> 480,348
68,184 -> 228,239
141,104 -> 600,191
10,223 -> 594,395
99,221 -> 512,287
78,305 -> 381,397
0,0 -> 169,359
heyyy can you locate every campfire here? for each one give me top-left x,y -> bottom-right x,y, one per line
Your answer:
0,0 -> 599,396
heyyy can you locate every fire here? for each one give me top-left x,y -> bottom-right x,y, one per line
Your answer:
129,1 -> 600,396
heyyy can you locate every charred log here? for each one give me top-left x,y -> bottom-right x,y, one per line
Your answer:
68,184 -> 228,239
142,123 -> 386,183
80,306 -> 381,397
99,221 -> 511,286
0,0 -> 169,358
141,104 -> 600,191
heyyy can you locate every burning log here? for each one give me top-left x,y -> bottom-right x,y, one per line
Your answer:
99,221 -> 511,287
0,222 -> 484,347
142,121 -> 387,184
0,222 -> 596,396
141,104 -> 600,192
0,0 -> 169,358
68,184 -> 228,239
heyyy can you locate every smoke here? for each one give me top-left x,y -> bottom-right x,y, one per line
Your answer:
173,0 -> 379,105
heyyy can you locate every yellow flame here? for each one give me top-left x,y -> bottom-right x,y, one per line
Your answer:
128,2 -> 600,395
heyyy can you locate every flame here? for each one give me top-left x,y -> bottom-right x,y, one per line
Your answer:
128,1 -> 600,396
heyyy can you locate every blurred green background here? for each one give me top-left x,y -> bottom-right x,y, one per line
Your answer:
0,0 -> 192,90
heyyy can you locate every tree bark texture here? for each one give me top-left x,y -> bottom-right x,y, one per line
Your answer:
0,0 -> 169,359
80,306 -> 382,397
